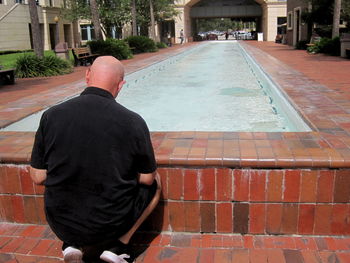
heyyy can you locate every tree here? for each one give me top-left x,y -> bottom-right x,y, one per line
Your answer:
149,0 -> 156,40
332,0 -> 342,37
89,0 -> 103,40
131,0 -> 137,35
28,0 -> 44,57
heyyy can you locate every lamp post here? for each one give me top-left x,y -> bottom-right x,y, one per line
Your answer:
54,15 -> 59,46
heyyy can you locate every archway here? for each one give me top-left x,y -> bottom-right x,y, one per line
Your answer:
173,0 -> 286,42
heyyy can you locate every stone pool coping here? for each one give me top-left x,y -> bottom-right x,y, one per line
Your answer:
1,41 -> 350,168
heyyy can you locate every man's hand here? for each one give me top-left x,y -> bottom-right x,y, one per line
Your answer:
29,167 -> 47,185
138,171 -> 156,186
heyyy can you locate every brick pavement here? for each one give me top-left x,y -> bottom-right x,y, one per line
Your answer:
1,41 -> 350,262
1,223 -> 350,263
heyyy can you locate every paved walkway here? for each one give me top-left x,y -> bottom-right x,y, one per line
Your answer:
1,223 -> 350,263
1,41 -> 350,262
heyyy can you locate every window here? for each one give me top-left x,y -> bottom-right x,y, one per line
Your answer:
287,11 -> 293,30
0,0 -> 3,4
15,0 -> 24,4
49,0 -> 53,6
80,25 -> 95,41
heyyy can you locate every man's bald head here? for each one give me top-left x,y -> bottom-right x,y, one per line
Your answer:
86,56 -> 125,97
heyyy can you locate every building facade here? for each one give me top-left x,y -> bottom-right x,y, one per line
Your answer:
0,0 -> 78,51
286,0 -> 309,46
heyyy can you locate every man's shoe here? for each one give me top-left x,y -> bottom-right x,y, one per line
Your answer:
63,246 -> 84,263
100,250 -> 132,263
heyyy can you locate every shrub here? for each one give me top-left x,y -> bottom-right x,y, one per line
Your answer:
125,36 -> 158,54
15,54 -> 72,78
307,37 -> 340,56
295,40 -> 308,50
88,39 -> 133,60
156,42 -> 168,49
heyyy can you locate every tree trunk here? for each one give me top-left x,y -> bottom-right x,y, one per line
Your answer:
28,0 -> 43,58
131,0 -> 137,36
149,0 -> 155,40
90,0 -> 103,40
332,0 -> 341,38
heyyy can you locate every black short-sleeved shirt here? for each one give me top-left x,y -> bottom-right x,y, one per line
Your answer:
30,87 -> 156,245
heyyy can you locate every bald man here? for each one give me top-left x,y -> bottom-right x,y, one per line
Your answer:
30,56 -> 161,263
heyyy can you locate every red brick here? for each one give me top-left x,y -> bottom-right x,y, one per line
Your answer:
0,195 -> 14,222
23,196 -> 39,224
249,204 -> 265,234
295,237 -> 318,250
249,249 -> 268,263
29,239 -> 55,256
314,205 -> 332,235
11,196 -> 25,223
317,170 -> 334,202
233,170 -> 249,201
298,204 -> 315,235
19,166 -> 35,195
183,169 -> 199,200
157,168 -> 168,199
284,170 -> 301,202
184,202 -> 200,232
34,184 -> 45,195
1,237 -> 25,253
15,238 -> 40,254
200,168 -> 215,200
267,170 -> 283,202
0,167 -> 6,193
216,203 -> 233,233
47,240 -> 63,258
266,204 -> 283,234
5,167 -> 21,194
281,203 -> 298,234
167,169 -> 183,200
243,235 -> 254,249
199,249 -> 214,262
168,201 -> 185,232
249,171 -> 266,201
200,202 -> 215,232
35,197 -> 47,224
216,169 -> 232,201
301,251 -> 321,263
233,203 -> 249,234
334,170 -> 350,203
331,204 -> 349,235
300,170 -> 318,203
214,249 -> 232,262
267,249 -> 286,263
231,249 -> 249,262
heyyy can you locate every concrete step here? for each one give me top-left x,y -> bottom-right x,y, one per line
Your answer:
1,223 -> 350,262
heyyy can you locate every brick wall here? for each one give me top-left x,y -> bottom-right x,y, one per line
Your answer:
1,165 -> 350,236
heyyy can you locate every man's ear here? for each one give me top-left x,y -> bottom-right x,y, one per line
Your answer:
117,80 -> 126,94
86,68 -> 91,84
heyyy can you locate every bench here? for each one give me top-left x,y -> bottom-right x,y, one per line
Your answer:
72,46 -> 99,66
0,66 -> 15,85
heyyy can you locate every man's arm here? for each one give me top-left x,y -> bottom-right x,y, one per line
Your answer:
29,167 -> 47,185
138,171 -> 156,186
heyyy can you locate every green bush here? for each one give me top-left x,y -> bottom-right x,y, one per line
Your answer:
156,42 -> 168,49
88,39 -> 133,60
125,36 -> 158,54
295,40 -> 308,50
15,54 -> 72,78
307,37 -> 340,56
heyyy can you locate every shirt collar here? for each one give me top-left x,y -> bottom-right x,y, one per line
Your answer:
81,87 -> 115,100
